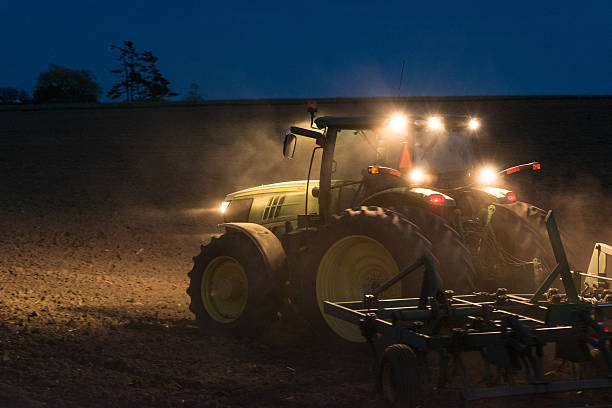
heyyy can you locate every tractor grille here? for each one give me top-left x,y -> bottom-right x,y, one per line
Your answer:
262,195 -> 286,220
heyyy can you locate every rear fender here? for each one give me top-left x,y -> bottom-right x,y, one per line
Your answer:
222,222 -> 287,277
472,186 -> 516,204
360,187 -> 455,209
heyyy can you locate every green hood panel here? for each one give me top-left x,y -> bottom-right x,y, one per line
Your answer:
224,180 -> 321,226
225,180 -> 318,200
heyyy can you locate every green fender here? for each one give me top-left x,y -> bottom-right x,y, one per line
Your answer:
360,187 -> 456,208
222,222 -> 287,278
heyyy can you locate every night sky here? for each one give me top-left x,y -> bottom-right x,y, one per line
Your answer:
2,0 -> 611,100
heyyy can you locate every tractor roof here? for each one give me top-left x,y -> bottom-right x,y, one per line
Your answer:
314,114 -> 474,130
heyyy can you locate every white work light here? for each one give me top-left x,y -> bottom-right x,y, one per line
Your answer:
427,116 -> 443,131
387,114 -> 407,132
477,167 -> 497,185
409,168 -> 427,184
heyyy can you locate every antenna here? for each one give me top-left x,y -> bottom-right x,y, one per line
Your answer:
397,60 -> 405,97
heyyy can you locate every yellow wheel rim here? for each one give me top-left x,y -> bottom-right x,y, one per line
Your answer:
201,256 -> 248,323
316,235 -> 400,342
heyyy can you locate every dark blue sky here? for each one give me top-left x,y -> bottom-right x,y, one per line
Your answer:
2,1 -> 611,100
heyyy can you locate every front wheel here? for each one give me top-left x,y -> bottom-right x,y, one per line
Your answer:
187,233 -> 282,337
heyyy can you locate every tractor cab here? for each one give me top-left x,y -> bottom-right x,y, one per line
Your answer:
284,113 -> 483,224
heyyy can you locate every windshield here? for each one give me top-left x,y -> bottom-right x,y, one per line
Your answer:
333,127 -> 475,182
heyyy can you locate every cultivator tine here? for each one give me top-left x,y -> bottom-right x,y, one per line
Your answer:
531,210 -> 578,302
321,226 -> 612,406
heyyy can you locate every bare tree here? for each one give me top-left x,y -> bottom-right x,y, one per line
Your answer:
108,41 -> 177,101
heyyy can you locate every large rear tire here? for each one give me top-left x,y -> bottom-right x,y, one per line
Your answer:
498,201 -> 577,267
395,207 -> 475,293
295,206 -> 435,343
466,204 -> 556,291
187,233 -> 282,337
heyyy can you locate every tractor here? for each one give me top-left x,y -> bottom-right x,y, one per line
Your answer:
187,107 -> 559,343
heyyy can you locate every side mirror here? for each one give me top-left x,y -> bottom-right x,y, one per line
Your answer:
283,133 -> 297,159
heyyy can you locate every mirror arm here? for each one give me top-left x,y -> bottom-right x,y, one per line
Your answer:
289,126 -> 323,141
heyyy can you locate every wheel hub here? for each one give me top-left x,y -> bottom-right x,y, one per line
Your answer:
316,235 -> 400,342
201,256 -> 248,323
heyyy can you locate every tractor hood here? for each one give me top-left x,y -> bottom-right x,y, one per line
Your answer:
225,180 -> 317,200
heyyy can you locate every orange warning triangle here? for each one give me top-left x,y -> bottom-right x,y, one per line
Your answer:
399,143 -> 412,169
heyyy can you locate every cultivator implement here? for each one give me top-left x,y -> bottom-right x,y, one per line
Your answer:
324,211 -> 612,406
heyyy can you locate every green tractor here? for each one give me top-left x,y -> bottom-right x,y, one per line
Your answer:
187,108 -> 556,342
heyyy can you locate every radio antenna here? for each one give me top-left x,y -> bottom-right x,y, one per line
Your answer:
397,59 -> 405,97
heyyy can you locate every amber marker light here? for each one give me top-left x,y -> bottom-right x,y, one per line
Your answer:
468,118 -> 480,130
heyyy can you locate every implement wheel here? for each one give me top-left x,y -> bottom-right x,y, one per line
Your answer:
296,206 -> 434,343
377,344 -> 421,407
187,233 -> 281,336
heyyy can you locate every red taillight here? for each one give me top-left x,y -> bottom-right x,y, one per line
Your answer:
506,192 -> 517,202
429,194 -> 445,205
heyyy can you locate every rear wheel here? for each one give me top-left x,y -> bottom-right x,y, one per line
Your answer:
395,207 -> 475,293
498,201 -> 577,267
296,206 -> 434,343
187,233 -> 282,336
466,204 -> 556,292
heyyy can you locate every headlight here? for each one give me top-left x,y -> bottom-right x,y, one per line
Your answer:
409,168 -> 427,184
477,167 -> 498,185
387,113 -> 407,132
220,201 -> 230,214
427,116 -> 443,131
468,118 -> 480,130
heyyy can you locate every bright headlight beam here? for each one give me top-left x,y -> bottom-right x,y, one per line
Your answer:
409,168 -> 426,184
427,116 -> 443,131
387,114 -> 407,132
469,118 -> 480,130
220,201 -> 230,214
477,167 -> 498,185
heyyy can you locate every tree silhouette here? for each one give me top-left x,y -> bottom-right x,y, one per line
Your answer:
107,41 -> 141,101
33,65 -> 101,103
139,51 -> 177,101
0,87 -> 30,104
108,41 -> 177,102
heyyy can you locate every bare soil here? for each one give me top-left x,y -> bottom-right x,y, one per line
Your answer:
0,203 -> 386,407
1,99 -> 611,407
1,201 -> 611,408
